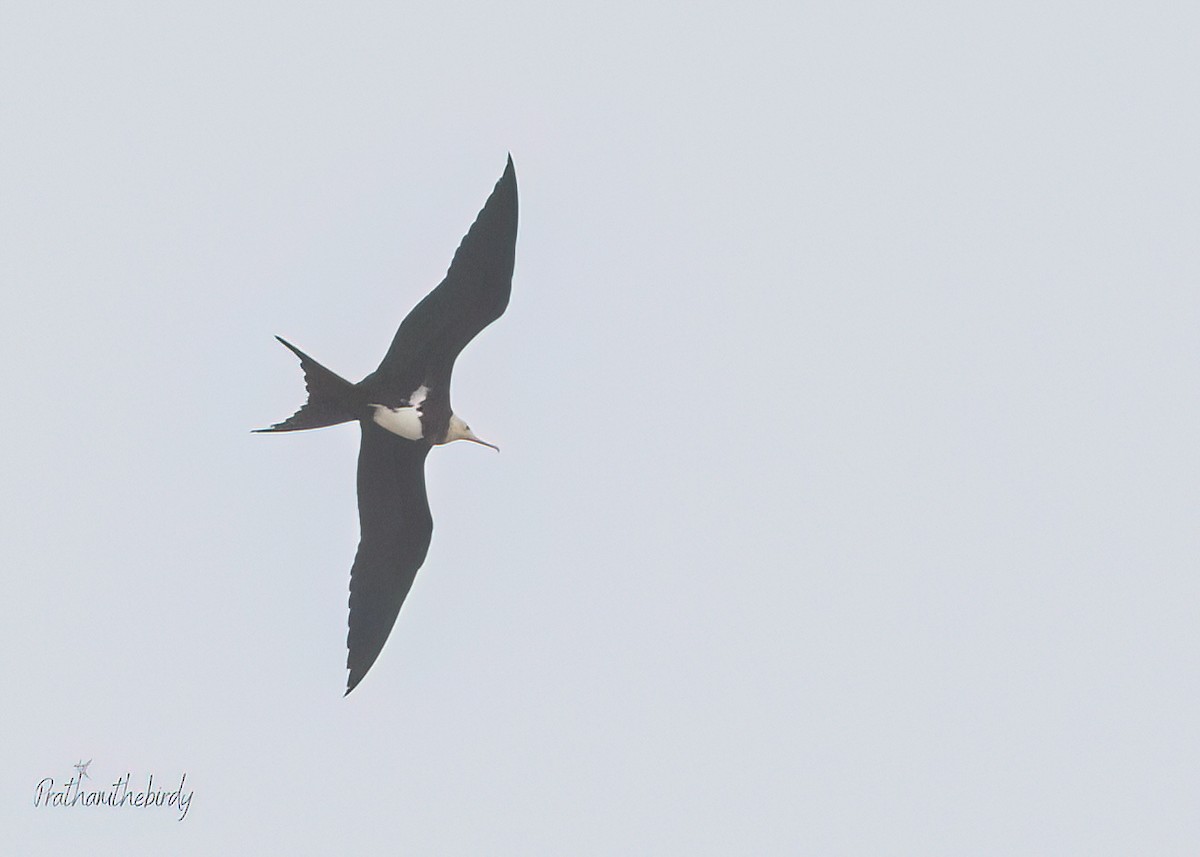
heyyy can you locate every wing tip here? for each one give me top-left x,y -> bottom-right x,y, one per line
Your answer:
345,664 -> 368,695
500,154 -> 517,190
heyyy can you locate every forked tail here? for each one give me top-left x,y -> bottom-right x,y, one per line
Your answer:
255,336 -> 358,432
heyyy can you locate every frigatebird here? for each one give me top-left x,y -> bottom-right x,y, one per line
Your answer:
257,156 -> 517,694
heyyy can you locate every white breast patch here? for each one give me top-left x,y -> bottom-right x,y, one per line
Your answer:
368,385 -> 430,441
407,385 -> 429,407
370,405 -> 424,440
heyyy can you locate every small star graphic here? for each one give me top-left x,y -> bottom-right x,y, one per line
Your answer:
74,759 -> 92,780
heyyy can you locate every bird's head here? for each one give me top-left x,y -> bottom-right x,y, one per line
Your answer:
443,414 -> 499,451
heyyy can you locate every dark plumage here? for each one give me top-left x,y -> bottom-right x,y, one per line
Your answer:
257,156 -> 518,693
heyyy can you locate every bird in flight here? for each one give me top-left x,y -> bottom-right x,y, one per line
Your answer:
257,156 -> 518,694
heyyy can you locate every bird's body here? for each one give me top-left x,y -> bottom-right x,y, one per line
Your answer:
257,157 -> 518,694
369,386 -> 429,441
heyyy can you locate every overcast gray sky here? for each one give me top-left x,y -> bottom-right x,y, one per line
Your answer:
3,1 -> 1198,853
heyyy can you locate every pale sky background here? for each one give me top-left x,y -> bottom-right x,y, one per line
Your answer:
2,1 -> 1198,853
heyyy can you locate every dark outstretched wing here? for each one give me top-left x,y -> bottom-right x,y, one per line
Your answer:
363,156 -> 518,391
346,420 -> 434,694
